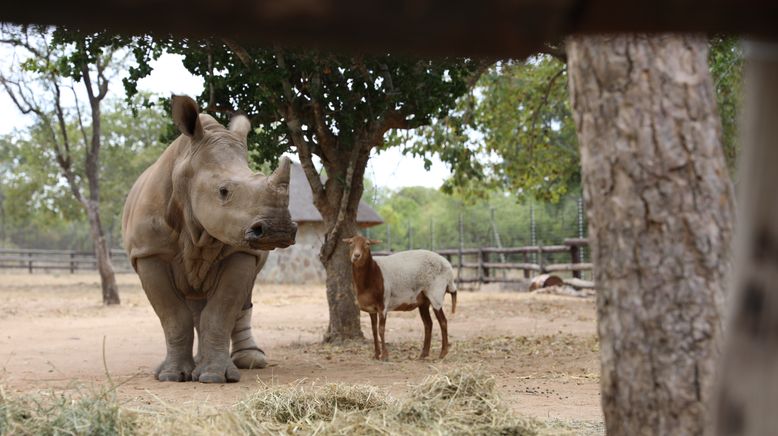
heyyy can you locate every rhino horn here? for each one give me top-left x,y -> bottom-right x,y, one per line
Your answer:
269,156 -> 292,186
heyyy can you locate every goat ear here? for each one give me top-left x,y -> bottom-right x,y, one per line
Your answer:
171,95 -> 204,140
368,239 -> 382,245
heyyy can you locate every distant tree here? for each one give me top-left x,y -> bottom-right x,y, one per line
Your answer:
0,98 -> 168,250
0,24 -> 130,304
124,38 -> 486,341
407,38 -> 742,202
401,55 -> 577,203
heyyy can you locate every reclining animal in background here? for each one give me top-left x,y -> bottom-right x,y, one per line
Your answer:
122,95 -> 297,383
344,235 -> 457,361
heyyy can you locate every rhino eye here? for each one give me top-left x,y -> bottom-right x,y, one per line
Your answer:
218,187 -> 230,199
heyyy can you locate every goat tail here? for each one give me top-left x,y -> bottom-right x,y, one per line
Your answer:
446,279 -> 457,314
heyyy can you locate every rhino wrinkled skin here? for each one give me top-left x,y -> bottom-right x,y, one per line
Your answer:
122,95 -> 297,383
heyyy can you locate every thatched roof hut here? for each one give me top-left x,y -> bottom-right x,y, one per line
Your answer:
259,162 -> 383,284
287,163 -> 383,225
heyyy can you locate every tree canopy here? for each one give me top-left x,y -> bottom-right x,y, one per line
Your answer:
403,37 -> 743,203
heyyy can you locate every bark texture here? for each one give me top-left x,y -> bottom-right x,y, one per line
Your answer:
714,41 -> 778,436
566,34 -> 734,435
322,222 -> 362,342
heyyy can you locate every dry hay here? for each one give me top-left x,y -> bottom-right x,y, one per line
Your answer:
0,367 -> 604,435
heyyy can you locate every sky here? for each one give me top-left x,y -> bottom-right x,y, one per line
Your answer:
0,52 -> 451,190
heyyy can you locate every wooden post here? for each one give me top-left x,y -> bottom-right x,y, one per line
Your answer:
386,224 -> 392,253
537,246 -> 544,273
27,252 -> 32,274
480,248 -> 489,283
570,245 -> 581,279
458,213 -> 464,283
522,252 -> 531,278
70,251 -> 75,274
429,219 -> 434,251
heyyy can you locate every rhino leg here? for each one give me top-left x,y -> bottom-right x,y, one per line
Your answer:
136,257 -> 195,382
187,299 -> 206,365
231,302 -> 268,369
193,252 -> 254,383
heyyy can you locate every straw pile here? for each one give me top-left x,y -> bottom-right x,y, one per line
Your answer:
1,368 -> 598,435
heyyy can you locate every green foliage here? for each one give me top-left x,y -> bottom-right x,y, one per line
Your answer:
365,183 -> 584,252
402,56 -> 576,203
409,38 -> 743,203
123,38 -> 481,167
709,36 -> 743,173
0,98 -> 168,249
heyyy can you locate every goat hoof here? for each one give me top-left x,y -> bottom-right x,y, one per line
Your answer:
417,354 -> 429,360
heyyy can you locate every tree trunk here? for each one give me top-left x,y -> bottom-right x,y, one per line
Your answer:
85,202 -> 120,305
714,41 -> 778,436
322,219 -> 363,342
566,34 -> 734,435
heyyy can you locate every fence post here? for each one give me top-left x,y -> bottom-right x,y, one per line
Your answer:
70,251 -> 75,274
570,245 -> 581,279
522,252 -> 531,278
386,224 -> 392,253
27,252 -> 33,274
429,219 -> 435,251
530,201 -> 537,264
577,196 -> 586,262
479,248 -> 488,283
458,213 -> 464,283
537,246 -> 545,273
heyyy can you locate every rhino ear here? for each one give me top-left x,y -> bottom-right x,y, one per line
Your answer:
171,95 -> 204,140
229,114 -> 251,140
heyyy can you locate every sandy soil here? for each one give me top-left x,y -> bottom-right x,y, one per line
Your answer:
0,272 -> 602,425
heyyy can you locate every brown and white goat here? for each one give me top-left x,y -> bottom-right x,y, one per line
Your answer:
343,234 -> 457,361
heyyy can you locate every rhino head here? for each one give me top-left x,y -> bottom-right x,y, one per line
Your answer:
167,95 -> 297,251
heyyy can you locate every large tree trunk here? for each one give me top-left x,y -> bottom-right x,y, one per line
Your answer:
319,151 -> 369,343
714,41 -> 778,436
84,81 -> 119,306
566,34 -> 734,435
322,218 -> 363,342
86,202 -> 120,305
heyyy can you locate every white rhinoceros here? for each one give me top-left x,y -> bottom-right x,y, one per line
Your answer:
122,95 -> 296,383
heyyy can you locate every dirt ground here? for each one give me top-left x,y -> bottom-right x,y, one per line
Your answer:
0,272 -> 602,428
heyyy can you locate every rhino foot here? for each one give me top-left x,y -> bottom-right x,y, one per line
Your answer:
193,359 -> 241,383
155,358 -> 195,382
232,347 -> 268,369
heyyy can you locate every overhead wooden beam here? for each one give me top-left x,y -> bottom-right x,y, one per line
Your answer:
1,0 -> 776,57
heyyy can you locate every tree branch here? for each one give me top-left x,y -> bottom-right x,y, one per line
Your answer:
526,65 -> 566,153
51,81 -> 73,169
274,46 -> 329,214
69,83 -> 90,150
539,42 -> 567,63
466,60 -> 493,89
309,70 -> 338,163
222,38 -> 254,68
320,136 -> 363,263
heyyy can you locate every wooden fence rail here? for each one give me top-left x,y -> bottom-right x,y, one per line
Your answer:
374,238 -> 594,289
0,248 -> 132,273
3,239 -> 594,289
